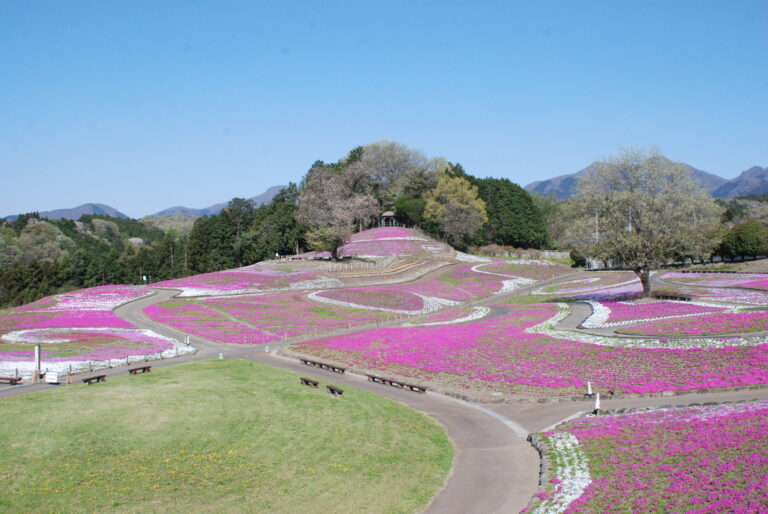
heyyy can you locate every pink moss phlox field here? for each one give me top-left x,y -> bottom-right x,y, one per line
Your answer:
619,312 -> 768,336
348,227 -> 421,241
292,306 -> 768,394
339,227 -> 450,257
475,260 -> 573,281
653,284 -> 768,305
563,401 -> 768,512
540,272 -> 638,294
662,272 -> 768,290
0,285 -> 152,333
144,293 -> 393,343
0,328 -> 175,362
14,285 -> 152,312
315,289 -> 424,311
600,301 -> 724,323
566,283 -> 644,302
151,267 -> 320,294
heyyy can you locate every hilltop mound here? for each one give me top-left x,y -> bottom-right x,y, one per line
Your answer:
339,227 -> 452,258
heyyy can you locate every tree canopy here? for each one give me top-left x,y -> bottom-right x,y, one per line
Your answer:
423,174 -> 488,248
567,147 -> 722,295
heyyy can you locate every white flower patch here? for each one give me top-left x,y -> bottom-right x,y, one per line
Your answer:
500,278 -> 536,293
532,432 -> 592,514
454,251 -> 492,263
402,306 -> 491,327
579,300 -> 742,329
0,328 -> 196,376
527,303 -> 768,349
171,277 -> 344,297
288,277 -> 344,291
307,291 -> 459,315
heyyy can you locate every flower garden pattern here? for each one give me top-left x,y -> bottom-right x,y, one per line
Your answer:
291,305 -> 768,396
579,300 -> 731,329
617,312 -> 768,336
533,401 -> 768,513
144,294 -> 397,344
534,272 -> 638,295
151,267 -> 336,297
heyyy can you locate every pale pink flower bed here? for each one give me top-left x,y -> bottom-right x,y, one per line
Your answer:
558,401 -> 768,513
348,227 -> 424,241
475,261 -> 573,281
662,272 -> 768,290
151,267 -> 320,295
340,227 -> 450,256
144,294 -> 394,343
565,283 -> 644,301
619,312 -> 768,336
653,284 -> 768,305
315,289 -> 424,311
539,272 -> 638,295
292,306 -> 768,395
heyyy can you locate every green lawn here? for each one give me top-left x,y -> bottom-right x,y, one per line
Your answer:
0,359 -> 452,513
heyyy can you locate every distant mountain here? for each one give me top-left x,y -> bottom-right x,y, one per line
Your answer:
149,185 -> 286,218
5,203 -> 129,221
712,166 -> 768,199
525,158 -> 729,200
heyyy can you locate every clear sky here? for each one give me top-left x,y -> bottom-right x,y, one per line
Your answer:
2,0 -> 766,218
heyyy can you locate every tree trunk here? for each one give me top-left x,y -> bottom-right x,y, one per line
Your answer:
635,266 -> 651,297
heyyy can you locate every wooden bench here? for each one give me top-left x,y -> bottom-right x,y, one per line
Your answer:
367,374 -> 427,394
326,385 -> 344,397
299,358 -> 346,374
0,376 -> 22,385
128,366 -> 152,375
82,374 -> 107,385
300,377 -> 319,388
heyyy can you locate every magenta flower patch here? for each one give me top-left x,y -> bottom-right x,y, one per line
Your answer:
562,401 -> 768,512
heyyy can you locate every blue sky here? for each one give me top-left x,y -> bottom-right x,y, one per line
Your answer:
1,0 -> 766,218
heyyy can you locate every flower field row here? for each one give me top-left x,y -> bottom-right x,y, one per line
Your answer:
151,266 -> 336,297
473,260 -> 574,282
291,304 -> 768,395
534,272 -> 638,295
535,304 -> 768,350
0,327 -> 193,375
144,294 -> 397,344
617,312 -> 768,336
653,284 -> 768,305
579,300 -> 731,329
662,271 -> 768,290
0,285 -> 153,333
545,401 -> 768,513
340,227 -> 451,257
403,306 -> 491,327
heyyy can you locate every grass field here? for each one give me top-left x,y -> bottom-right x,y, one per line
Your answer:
0,360 -> 452,513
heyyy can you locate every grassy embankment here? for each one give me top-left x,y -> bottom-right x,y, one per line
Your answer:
0,359 -> 452,513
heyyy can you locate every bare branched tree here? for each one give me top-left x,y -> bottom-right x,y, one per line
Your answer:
567,147 -> 722,295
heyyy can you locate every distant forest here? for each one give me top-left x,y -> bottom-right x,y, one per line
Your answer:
2,141 -> 765,308
0,142 -> 547,307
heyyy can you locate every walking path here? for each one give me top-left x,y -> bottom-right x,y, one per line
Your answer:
3,268 -> 768,513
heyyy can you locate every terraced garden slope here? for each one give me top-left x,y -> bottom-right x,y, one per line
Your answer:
0,360 -> 452,513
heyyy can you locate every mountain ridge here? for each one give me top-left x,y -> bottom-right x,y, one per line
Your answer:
3,186 -> 287,221
522,159 -> 768,200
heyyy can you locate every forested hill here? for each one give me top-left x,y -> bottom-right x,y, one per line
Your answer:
0,142 -> 550,308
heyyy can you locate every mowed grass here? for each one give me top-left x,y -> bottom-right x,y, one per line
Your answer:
0,359 -> 452,513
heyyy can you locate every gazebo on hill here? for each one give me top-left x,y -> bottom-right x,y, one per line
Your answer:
379,211 -> 397,227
